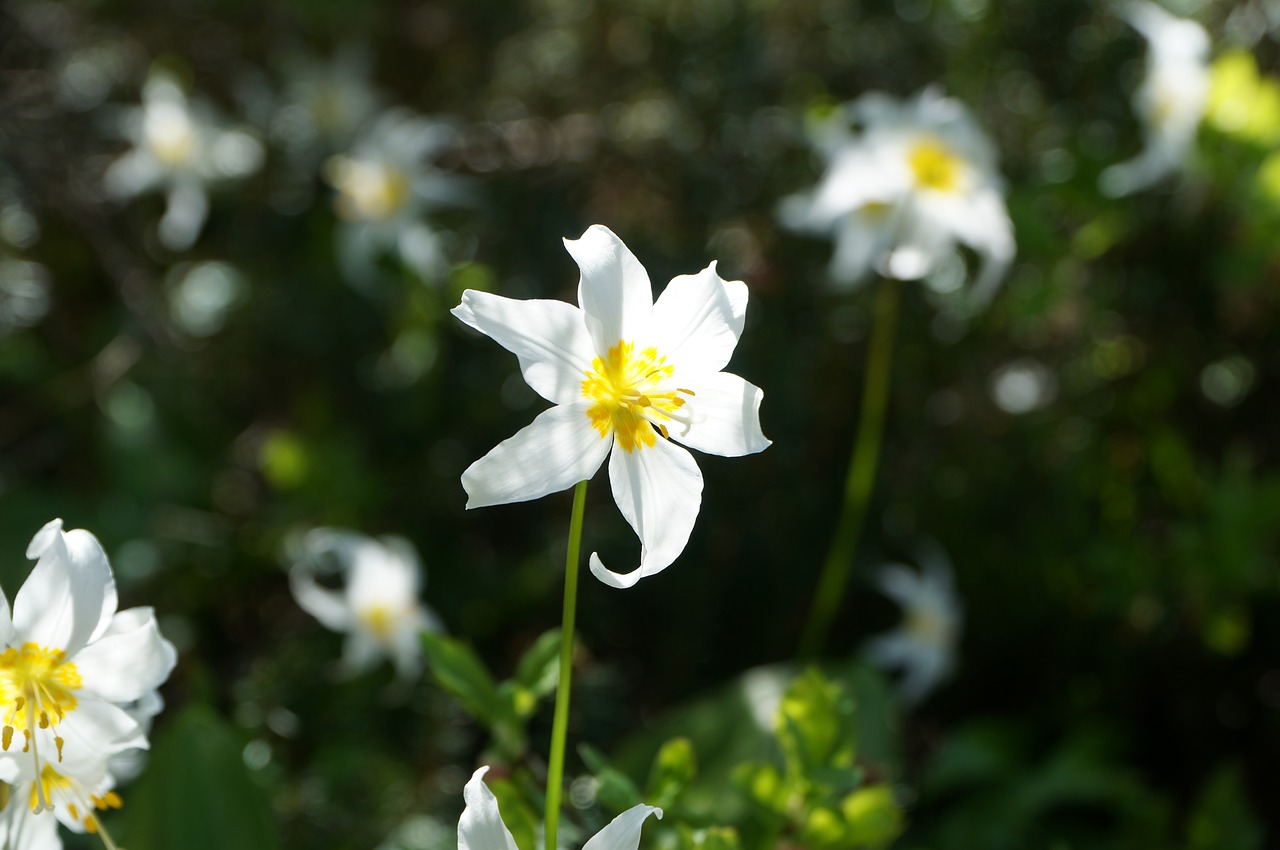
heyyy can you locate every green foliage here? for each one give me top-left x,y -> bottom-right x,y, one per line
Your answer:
115,705 -> 277,850
1184,763 -> 1264,850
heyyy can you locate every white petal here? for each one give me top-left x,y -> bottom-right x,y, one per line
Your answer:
14,525 -> 117,656
566,225 -> 653,354
652,262 -> 746,375
458,767 -> 521,850
461,401 -> 612,509
0,587 -> 11,647
876,564 -> 925,608
158,179 -> 208,251
0,796 -> 60,850
590,439 -> 703,589
346,538 -> 420,611
57,698 -> 149,767
582,804 -> 663,850
670,371 -> 770,458
289,563 -> 353,632
73,608 -> 177,703
103,149 -> 163,199
829,213 -> 895,289
452,290 -> 596,405
340,630 -> 383,675
945,189 -> 1014,308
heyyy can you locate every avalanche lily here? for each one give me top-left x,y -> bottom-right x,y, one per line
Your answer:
288,528 -> 443,678
779,88 -> 1014,307
0,742 -> 130,850
452,225 -> 771,588
0,520 -> 177,816
324,108 -> 466,286
459,766 -> 661,850
864,544 -> 963,704
1099,1 -> 1210,196
104,70 -> 263,251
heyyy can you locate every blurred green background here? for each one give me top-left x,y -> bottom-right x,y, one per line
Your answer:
0,0 -> 1276,847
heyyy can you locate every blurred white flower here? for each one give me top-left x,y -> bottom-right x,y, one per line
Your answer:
988,358 -> 1057,414
324,108 -> 466,286
780,88 -> 1014,308
288,528 -> 443,679
0,520 -> 178,813
272,43 -> 383,159
1100,2 -> 1210,196
104,70 -> 264,251
452,225 -> 771,589
459,766 -> 661,850
864,544 -> 963,705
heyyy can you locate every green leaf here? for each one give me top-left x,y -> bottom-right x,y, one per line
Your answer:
646,737 -> 698,808
800,804 -> 848,849
421,632 -> 526,755
841,786 -> 903,848
730,762 -> 790,817
775,667 -> 856,780
114,705 -> 277,850
581,744 -> 644,812
1186,763 -> 1264,850
514,628 -> 563,699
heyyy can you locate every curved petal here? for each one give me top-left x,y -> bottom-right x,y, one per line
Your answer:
566,225 -> 653,354
452,290 -> 596,405
669,371 -> 770,458
339,631 -> 383,675
652,263 -> 745,375
589,439 -> 703,589
158,178 -> 208,251
461,401 -> 612,509
875,564 -> 925,608
0,587 -> 11,647
289,564 -> 352,632
0,795 -> 60,850
56,697 -> 149,770
14,524 -> 117,656
582,804 -> 663,850
830,212 -> 896,289
458,767 -> 520,850
73,608 -> 178,703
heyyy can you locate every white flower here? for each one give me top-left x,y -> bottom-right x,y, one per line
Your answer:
274,43 -> 383,158
104,71 -> 263,251
323,108 -> 465,286
0,743 -> 128,849
864,544 -> 962,705
0,520 -> 177,815
779,88 -> 1014,308
288,528 -> 443,678
460,766 -> 661,850
1099,2 -> 1210,196
452,225 -> 771,589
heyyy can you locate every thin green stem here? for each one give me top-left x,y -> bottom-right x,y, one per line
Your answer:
800,278 -> 903,658
544,479 -> 589,850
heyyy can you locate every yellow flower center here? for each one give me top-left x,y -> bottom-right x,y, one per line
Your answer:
0,643 -> 80,763
582,341 -> 694,453
908,138 -> 963,193
145,103 -> 199,167
31,762 -> 122,832
327,157 -> 412,221
906,609 -> 949,645
359,605 -> 396,641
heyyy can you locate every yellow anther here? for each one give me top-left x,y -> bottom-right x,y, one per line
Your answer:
677,388 -> 695,396
69,803 -> 80,820
38,712 -> 49,729
55,735 -> 64,761
658,424 -> 670,439
582,341 -> 686,453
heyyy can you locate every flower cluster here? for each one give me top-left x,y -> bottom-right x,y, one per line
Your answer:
0,520 -> 177,850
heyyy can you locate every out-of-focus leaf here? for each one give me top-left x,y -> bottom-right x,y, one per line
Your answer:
1186,763 -> 1264,850
489,774 -> 541,850
776,667 -> 855,779
514,628 -> 562,699
841,786 -> 902,848
730,762 -> 789,818
581,743 -> 644,812
647,737 -> 698,809
114,705 -> 277,850
421,632 -> 526,755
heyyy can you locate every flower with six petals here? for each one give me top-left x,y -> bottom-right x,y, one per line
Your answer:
452,225 -> 770,588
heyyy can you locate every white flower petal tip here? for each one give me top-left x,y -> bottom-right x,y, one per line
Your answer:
25,518 -> 64,559
588,552 -> 646,589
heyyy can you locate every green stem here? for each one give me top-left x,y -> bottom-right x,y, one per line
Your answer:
800,278 -> 903,658
544,479 -> 589,850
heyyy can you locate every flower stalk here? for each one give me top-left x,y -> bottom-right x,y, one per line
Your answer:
800,277 -> 902,658
544,479 -> 589,850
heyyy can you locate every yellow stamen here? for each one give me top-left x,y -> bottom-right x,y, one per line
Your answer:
908,138 -> 963,193
581,341 -> 696,452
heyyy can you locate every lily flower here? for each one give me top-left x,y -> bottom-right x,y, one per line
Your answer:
459,766 -> 661,850
453,225 -> 771,588
1100,2 -> 1210,196
0,742 -> 131,850
287,528 -> 443,678
104,70 -> 264,251
0,520 -> 177,816
779,88 -> 1014,308
323,108 -> 466,286
863,544 -> 963,705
